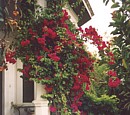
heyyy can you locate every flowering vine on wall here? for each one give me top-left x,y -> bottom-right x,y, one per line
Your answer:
5,0 -> 121,114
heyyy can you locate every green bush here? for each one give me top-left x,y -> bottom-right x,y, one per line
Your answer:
80,63 -> 119,115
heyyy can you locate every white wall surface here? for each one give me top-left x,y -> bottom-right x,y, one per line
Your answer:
82,0 -> 113,35
82,0 -> 114,54
3,63 -> 17,115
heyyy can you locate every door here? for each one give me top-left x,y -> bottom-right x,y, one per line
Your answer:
0,72 -> 2,115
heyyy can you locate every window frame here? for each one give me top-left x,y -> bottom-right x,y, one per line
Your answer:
16,60 -> 36,105
68,0 -> 94,26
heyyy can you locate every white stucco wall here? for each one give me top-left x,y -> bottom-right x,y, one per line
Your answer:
3,63 -> 17,115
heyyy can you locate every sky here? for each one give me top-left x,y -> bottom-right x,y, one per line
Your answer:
81,0 -> 114,54
82,0 -> 114,36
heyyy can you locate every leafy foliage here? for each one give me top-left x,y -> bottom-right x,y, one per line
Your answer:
80,92 -> 119,115
103,0 -> 130,114
89,63 -> 110,96
103,0 -> 110,5
78,62 -> 119,115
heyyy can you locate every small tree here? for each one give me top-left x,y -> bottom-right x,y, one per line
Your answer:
103,0 -> 130,114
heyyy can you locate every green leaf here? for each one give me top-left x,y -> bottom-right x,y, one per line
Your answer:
111,29 -> 120,35
27,0 -> 31,3
109,22 -> 117,27
126,6 -> 130,11
111,2 -> 120,8
105,0 -> 109,5
122,59 -> 127,69
112,0 -> 115,3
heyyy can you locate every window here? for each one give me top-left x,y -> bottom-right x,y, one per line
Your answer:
23,78 -> 34,103
68,0 -> 94,26
21,0 -> 35,103
16,60 -> 35,104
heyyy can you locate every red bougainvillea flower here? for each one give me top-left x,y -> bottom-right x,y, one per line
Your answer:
97,41 -> 107,50
77,27 -> 83,33
43,19 -> 49,26
85,26 -> 97,36
37,37 -> 46,45
42,46 -> 51,53
42,26 -> 48,33
108,77 -> 121,88
60,10 -> 69,23
107,70 -> 117,77
26,55 -> 30,61
72,84 -> 81,90
21,64 -> 32,78
37,56 -> 43,62
108,61 -> 115,65
71,103 -> 79,112
48,53 -> 60,61
107,52 -> 115,64
50,106 -> 57,112
86,84 -> 90,91
58,63 -> 63,68
80,74 -> 90,83
28,28 -> 37,36
107,52 -> 114,57
66,30 -> 76,40
54,45 -> 62,53
28,28 -> 33,34
47,28 -> 57,39
5,51 -> 16,64
21,40 -> 30,47
62,23 -> 69,29
45,85 -> 53,93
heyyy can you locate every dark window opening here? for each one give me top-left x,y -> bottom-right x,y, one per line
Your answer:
0,0 -> 4,27
68,1 -> 91,26
0,0 -> 3,18
23,78 -> 34,103
0,72 -> 2,115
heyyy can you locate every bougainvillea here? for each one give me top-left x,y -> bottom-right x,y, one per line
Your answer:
108,77 -> 121,88
5,0 -> 121,114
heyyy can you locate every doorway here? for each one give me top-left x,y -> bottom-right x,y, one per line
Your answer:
0,72 -> 2,115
